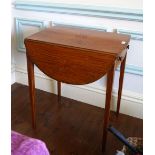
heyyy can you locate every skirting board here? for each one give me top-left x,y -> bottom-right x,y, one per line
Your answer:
11,64 -> 16,84
14,67 -> 143,119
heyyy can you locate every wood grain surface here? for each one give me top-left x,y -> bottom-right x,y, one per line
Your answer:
25,26 -> 130,84
12,83 -> 143,155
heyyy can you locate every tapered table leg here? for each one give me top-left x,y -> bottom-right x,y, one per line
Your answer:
57,81 -> 61,103
102,65 -> 115,152
27,56 -> 36,129
116,54 -> 127,116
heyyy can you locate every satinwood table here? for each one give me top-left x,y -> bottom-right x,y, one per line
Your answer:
24,26 -> 130,151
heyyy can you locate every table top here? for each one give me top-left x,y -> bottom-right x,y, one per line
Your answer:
25,26 -> 130,56
25,26 -> 130,84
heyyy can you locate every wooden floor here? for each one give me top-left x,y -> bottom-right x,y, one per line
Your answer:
12,83 -> 143,155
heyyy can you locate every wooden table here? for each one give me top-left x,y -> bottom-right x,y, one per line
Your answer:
24,26 -> 130,151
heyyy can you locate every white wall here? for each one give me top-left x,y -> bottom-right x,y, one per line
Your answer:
12,0 -> 143,118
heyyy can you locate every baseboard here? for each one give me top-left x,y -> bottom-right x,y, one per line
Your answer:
11,63 -> 16,84
15,67 -> 143,119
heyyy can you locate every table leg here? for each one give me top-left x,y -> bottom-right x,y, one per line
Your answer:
116,54 -> 127,116
27,56 -> 36,129
57,81 -> 61,103
102,65 -> 115,152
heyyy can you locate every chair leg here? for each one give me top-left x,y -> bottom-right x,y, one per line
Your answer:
116,54 -> 127,116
